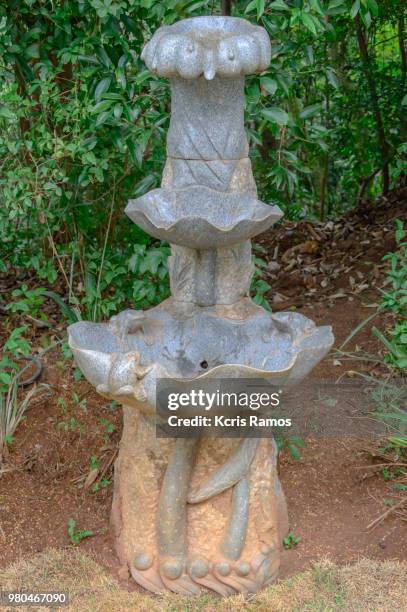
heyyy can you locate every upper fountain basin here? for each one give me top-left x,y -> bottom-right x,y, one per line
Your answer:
141,16 -> 271,80
125,186 -> 282,249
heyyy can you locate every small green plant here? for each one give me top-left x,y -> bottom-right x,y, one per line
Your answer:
89,455 -> 100,471
58,416 -> 85,435
67,519 -> 93,545
381,468 -> 402,481
57,396 -> 68,412
276,435 -> 306,461
283,532 -> 301,549
87,455 -> 111,492
100,418 -> 115,438
372,381 -> 406,457
7,285 -> 50,319
373,220 -> 407,370
92,478 -> 111,493
380,220 -> 407,317
251,254 -> 272,312
373,322 -> 407,370
370,223 -> 406,470
1,379 -> 44,463
7,286 -> 79,324
106,400 -> 120,411
72,392 -> 87,412
0,327 -> 31,392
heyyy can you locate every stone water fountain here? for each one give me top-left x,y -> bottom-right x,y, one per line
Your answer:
68,16 -> 333,596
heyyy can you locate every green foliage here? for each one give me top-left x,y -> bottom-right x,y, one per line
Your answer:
100,417 -> 115,440
370,219 -> 406,457
67,518 -> 93,545
0,327 -> 31,391
374,322 -> 407,369
372,380 -> 406,476
0,0 -> 406,319
1,380 -> 45,462
238,0 -> 406,219
372,220 -> 407,370
276,434 -> 306,460
251,254 -> 273,311
0,0 -> 179,319
90,455 -> 100,471
58,416 -> 86,434
380,220 -> 407,318
283,532 -> 301,549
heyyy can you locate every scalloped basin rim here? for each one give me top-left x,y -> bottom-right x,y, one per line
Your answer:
68,344 -> 298,380
159,359 -> 297,381
125,195 -> 283,233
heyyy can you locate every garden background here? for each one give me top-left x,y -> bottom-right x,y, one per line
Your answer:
0,1 -> 406,609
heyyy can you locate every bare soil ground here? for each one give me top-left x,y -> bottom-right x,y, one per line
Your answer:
0,191 -> 406,600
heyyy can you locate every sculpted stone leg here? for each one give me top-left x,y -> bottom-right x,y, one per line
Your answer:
111,407 -> 289,595
157,437 -> 201,594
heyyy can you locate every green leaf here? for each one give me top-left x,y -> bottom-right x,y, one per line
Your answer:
261,107 -> 289,125
92,100 -> 113,113
288,442 -> 301,461
244,0 -> 257,13
366,0 -> 378,17
350,0 -> 360,18
256,0 -> 265,18
326,68 -> 339,88
306,45 -> 315,65
0,106 -> 15,120
260,76 -> 278,95
25,43 -> 40,59
96,46 -> 112,68
301,13 -> 317,35
95,77 -> 111,102
310,0 -> 325,16
96,110 -> 111,126
269,0 -> 290,11
113,103 -> 123,119
120,15 -> 139,35
362,10 -> 372,27
41,291 -> 80,323
299,103 -> 321,120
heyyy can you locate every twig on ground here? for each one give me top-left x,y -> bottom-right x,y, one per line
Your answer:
366,496 -> 407,531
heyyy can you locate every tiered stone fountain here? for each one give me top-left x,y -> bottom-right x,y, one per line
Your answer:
68,16 -> 333,596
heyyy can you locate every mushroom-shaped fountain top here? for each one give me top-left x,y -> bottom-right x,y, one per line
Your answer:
141,16 -> 271,80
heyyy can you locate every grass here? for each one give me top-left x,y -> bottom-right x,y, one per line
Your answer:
0,380 -> 46,467
1,550 -> 406,611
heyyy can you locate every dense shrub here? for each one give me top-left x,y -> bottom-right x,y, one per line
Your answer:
0,1 -> 405,319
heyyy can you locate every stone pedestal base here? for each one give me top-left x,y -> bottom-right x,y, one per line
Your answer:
111,405 -> 289,596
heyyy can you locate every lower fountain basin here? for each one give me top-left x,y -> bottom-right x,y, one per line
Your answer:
68,298 -> 333,412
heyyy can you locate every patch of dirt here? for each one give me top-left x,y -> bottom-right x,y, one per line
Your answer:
257,188 -> 406,316
280,438 -> 407,579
